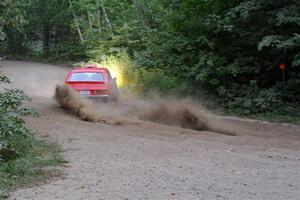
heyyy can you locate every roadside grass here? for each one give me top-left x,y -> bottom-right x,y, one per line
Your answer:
220,109 -> 300,125
0,136 -> 65,199
252,112 -> 300,125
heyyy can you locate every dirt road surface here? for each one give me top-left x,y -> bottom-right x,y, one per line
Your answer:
1,61 -> 300,200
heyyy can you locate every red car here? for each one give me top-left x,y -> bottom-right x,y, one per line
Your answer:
64,64 -> 119,101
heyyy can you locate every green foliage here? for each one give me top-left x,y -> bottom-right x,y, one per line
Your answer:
0,0 -> 27,41
130,67 -> 179,95
0,74 -> 63,197
225,83 -> 300,122
134,0 -> 300,116
0,77 -> 38,162
210,0 -> 300,115
225,82 -> 282,115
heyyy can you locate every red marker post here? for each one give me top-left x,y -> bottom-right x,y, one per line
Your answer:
279,63 -> 286,70
279,63 -> 286,87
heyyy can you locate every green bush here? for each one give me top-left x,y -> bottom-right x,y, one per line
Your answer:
132,68 -> 179,95
226,82 -> 281,115
216,80 -> 300,118
0,75 -> 38,162
0,74 -> 63,197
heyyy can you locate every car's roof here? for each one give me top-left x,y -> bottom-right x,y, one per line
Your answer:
71,67 -> 109,73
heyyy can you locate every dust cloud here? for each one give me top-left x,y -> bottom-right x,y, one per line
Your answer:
55,84 -> 236,136
129,97 -> 236,136
55,84 -> 134,125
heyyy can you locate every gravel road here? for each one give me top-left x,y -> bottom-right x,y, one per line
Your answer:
1,61 -> 300,200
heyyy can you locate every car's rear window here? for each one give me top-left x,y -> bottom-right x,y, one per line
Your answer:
68,72 -> 104,82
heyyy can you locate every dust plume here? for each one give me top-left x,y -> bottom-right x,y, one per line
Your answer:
54,84 -> 135,125
130,97 -> 236,136
55,85 -> 236,136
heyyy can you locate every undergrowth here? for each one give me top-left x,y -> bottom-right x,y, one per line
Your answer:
0,138 -> 64,199
0,74 -> 64,199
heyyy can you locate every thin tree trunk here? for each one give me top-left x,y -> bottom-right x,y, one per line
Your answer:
87,10 -> 92,30
43,22 -> 50,56
16,31 -> 23,55
69,0 -> 84,43
97,9 -> 102,39
100,0 -> 113,35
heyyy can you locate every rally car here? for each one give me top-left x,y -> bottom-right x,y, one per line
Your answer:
64,64 -> 119,101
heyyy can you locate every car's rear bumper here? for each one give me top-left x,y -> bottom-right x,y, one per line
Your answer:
83,94 -> 110,98
80,94 -> 110,101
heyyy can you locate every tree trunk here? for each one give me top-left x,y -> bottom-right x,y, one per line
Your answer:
43,22 -> 50,56
69,0 -> 84,43
100,0 -> 113,35
17,32 -> 23,55
87,10 -> 92,30
97,9 -> 102,39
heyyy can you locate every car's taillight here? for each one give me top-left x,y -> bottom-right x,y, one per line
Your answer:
90,90 -> 110,95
